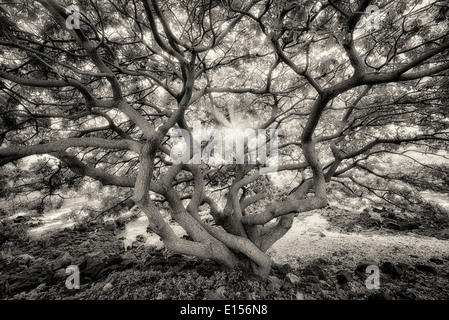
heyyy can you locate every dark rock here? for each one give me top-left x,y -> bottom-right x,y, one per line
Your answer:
131,241 -> 139,248
401,269 -> 418,283
79,240 -> 93,249
396,262 -> 409,271
278,263 -> 292,275
359,216 -> 382,228
79,250 -> 109,282
105,254 -> 122,266
15,254 -> 34,267
103,220 -> 116,231
122,251 -> 136,261
145,256 -> 166,267
88,220 -> 99,228
355,261 -> 377,279
380,261 -> 403,278
52,252 -> 73,270
400,222 -> 420,231
97,264 -> 120,279
166,256 -> 181,266
336,270 -> 352,284
439,229 -> 449,239
176,261 -> 189,271
305,275 -> 320,283
429,258 -> 444,265
0,233 -> 8,246
308,283 -> 321,293
303,264 -> 326,280
120,259 -> 137,270
152,264 -> 167,272
267,276 -> 282,290
0,256 -> 7,271
197,263 -> 222,277
152,249 -> 164,257
415,264 -> 437,275
75,224 -> 89,232
380,210 -> 396,219
383,220 -> 400,230
13,216 -> 27,223
53,268 -> 67,281
271,262 -> 281,271
360,211 -> 371,219
116,217 -> 128,228
372,207 -> 385,213
7,261 -> 53,295
335,285 -> 348,300
403,290 -> 418,300
0,275 -> 9,299
136,234 -> 145,243
367,292 -> 392,300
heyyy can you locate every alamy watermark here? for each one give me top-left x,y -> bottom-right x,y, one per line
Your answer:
365,265 -> 380,289
65,5 -> 80,30
65,3 -> 380,31
169,121 -> 279,174
366,5 -> 380,30
65,265 -> 80,289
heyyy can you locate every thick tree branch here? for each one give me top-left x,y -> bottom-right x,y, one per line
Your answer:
0,137 -> 140,158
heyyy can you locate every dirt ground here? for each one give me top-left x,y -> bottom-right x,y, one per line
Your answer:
1,205 -> 449,300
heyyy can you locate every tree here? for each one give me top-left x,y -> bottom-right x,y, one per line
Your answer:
0,0 -> 448,278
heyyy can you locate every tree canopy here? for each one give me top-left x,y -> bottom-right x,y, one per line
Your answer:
1,0 -> 448,277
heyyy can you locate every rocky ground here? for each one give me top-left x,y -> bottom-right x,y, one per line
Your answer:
1,206 -> 449,300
